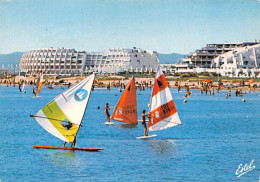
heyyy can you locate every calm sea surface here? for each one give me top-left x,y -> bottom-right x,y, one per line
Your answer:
0,84 -> 259,181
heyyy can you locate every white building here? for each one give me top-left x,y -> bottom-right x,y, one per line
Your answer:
19,48 -> 86,75
84,47 -> 159,74
160,64 -> 175,74
175,41 -> 260,78
19,47 -> 159,75
213,43 -> 260,77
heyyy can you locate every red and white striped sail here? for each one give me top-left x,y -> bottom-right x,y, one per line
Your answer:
148,67 -> 181,131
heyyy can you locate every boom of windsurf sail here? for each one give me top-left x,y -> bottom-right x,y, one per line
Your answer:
111,77 -> 138,124
148,67 -> 181,131
31,73 -> 95,143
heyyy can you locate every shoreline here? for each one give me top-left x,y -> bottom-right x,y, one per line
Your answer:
0,75 -> 260,91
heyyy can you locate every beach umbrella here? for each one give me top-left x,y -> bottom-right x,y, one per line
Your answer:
248,79 -> 254,83
221,80 -> 228,83
203,79 -> 212,84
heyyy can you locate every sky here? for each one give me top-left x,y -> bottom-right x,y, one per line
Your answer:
0,0 -> 260,54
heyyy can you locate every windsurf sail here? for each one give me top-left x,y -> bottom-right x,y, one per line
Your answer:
22,75 -> 26,92
111,77 -> 138,124
148,67 -> 181,131
31,73 -> 95,143
36,71 -> 43,96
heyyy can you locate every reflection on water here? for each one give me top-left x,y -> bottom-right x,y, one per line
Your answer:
146,139 -> 178,156
116,124 -> 138,129
47,150 -> 75,165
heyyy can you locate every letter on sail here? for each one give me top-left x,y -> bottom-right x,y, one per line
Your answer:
32,74 -> 95,143
149,68 -> 181,131
111,77 -> 138,124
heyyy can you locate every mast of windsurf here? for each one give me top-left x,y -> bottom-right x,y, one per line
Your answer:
148,67 -> 159,114
72,73 -> 96,143
147,66 -> 159,135
148,66 -> 181,132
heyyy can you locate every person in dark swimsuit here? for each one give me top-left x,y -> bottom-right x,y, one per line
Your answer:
141,109 -> 149,136
32,87 -> 36,97
105,103 -> 111,123
62,138 -> 76,148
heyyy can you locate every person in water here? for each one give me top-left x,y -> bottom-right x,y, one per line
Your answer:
32,87 -> 36,97
105,103 -> 111,123
141,109 -> 149,136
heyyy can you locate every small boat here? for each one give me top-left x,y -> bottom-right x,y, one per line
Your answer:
48,84 -> 54,89
30,73 -> 103,151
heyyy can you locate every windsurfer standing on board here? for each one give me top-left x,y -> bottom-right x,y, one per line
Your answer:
63,138 -> 76,147
105,103 -> 111,123
141,109 -> 150,136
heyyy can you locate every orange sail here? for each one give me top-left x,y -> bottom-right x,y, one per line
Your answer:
36,71 -> 43,96
111,77 -> 138,124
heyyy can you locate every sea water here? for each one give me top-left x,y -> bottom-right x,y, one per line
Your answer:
0,85 -> 259,181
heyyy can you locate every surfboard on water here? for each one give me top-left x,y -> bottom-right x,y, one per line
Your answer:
105,122 -> 114,125
30,73 -> 103,151
33,96 -> 41,98
136,134 -> 157,139
33,145 -> 103,151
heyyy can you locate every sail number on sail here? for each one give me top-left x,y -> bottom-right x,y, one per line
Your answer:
117,105 -> 136,115
161,101 -> 175,115
150,100 -> 177,124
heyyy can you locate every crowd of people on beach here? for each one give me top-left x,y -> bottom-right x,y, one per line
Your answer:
1,76 -> 259,100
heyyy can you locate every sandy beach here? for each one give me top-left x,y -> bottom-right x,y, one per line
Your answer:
0,75 -> 260,92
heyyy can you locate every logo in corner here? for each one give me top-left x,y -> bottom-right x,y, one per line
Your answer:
74,89 -> 88,101
235,160 -> 255,177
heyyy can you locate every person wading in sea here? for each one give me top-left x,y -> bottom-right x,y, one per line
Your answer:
32,87 -> 36,97
105,103 -> 111,123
